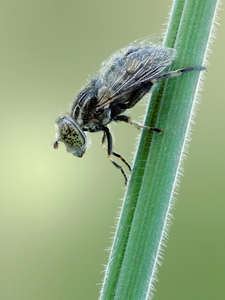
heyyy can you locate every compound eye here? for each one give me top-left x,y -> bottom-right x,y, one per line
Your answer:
55,116 -> 87,157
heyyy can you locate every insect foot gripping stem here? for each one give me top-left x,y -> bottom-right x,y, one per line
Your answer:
114,115 -> 162,133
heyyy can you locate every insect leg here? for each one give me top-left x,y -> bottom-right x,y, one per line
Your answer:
114,115 -> 162,133
111,151 -> 131,171
155,66 -> 206,81
101,127 -> 130,185
101,130 -> 131,171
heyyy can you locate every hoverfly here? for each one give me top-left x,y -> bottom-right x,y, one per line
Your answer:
53,37 -> 205,184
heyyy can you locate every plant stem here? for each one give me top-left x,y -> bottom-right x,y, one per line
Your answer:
100,0 -> 219,299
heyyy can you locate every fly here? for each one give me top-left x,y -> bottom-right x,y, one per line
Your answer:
53,37 -> 205,184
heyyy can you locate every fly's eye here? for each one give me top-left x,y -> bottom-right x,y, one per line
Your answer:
54,116 -> 87,157
58,117 -> 85,147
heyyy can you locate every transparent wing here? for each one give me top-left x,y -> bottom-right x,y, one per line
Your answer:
96,38 -> 176,109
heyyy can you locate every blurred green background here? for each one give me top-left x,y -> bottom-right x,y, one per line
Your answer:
0,1 -> 224,299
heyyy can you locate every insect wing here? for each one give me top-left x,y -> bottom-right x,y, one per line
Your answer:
97,41 -> 176,109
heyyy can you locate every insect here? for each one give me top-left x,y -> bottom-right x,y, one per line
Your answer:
53,37 -> 205,184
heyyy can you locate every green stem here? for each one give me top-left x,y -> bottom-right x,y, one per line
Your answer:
100,0 -> 219,299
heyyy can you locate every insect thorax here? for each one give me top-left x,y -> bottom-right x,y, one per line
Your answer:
70,79 -> 112,131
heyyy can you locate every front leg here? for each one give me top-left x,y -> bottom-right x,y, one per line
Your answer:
101,126 -> 131,185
